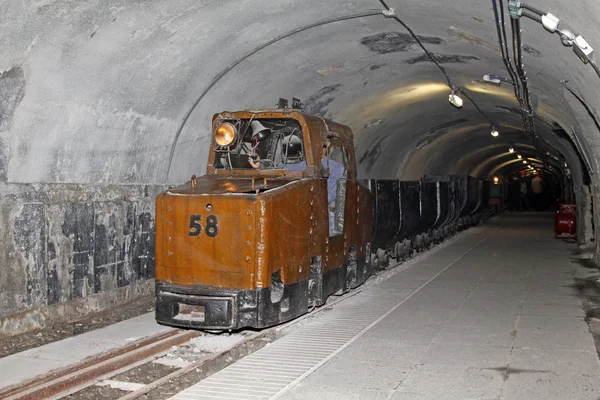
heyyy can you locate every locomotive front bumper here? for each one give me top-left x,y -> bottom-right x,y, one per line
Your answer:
155,282 -> 260,330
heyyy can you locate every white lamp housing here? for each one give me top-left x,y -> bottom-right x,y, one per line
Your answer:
449,92 -> 463,108
541,13 -> 560,33
574,35 -> 594,64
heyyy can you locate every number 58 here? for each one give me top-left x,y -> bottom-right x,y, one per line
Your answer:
189,214 -> 219,237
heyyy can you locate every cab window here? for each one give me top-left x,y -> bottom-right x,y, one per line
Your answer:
213,118 -> 306,171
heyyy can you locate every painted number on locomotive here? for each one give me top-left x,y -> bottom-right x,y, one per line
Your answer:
189,214 -> 219,237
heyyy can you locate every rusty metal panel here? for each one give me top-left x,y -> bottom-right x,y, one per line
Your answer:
155,187 -> 257,290
257,179 -> 317,289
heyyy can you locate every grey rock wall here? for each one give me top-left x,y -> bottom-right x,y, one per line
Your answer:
0,182 -> 165,337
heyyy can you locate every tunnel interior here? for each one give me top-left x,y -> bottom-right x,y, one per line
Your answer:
1,0 -> 600,335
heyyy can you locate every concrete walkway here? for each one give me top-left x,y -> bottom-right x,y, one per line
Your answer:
174,213 -> 600,400
0,313 -> 170,388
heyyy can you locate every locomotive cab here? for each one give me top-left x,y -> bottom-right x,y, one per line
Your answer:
155,110 -> 373,330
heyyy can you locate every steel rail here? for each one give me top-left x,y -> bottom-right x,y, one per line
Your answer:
0,329 -> 199,400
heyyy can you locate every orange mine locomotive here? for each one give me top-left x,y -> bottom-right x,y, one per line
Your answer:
155,110 -> 374,330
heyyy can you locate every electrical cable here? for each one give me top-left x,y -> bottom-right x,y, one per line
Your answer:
492,0 -> 522,106
168,1 -> 508,180
379,0 -> 502,129
378,0 -> 452,88
499,0 -> 525,107
590,60 -> 600,80
511,16 -> 537,140
165,9 -> 383,181
461,91 -> 495,124
522,12 -> 542,24
521,3 -> 545,16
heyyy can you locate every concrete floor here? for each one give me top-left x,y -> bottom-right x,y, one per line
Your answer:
174,213 -> 600,400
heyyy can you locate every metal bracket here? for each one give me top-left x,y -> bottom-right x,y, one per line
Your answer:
508,0 -> 523,19
382,7 -> 396,18
292,97 -> 303,109
277,98 -> 288,109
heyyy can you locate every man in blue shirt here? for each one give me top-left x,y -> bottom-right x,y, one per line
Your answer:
321,140 -> 346,234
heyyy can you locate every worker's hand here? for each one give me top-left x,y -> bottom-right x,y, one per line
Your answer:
248,154 -> 261,169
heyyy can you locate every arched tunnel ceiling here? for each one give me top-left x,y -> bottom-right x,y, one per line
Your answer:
1,0 -> 600,185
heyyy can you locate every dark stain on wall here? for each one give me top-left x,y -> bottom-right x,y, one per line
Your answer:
13,204 -> 47,310
522,45 -> 541,56
0,67 -> 25,131
0,138 -> 8,182
0,67 -> 26,182
94,205 -> 120,293
62,203 -> 95,300
416,119 -> 468,149
358,136 -> 387,174
361,32 -> 445,54
406,54 -> 480,64
3,183 -> 162,322
133,211 -> 155,280
303,84 -> 342,117
495,105 -> 521,114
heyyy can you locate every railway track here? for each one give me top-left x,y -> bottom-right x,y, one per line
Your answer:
0,329 -> 199,400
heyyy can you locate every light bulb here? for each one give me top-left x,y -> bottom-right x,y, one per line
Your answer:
448,92 -> 463,108
517,154 -> 522,159
523,160 -> 527,164
491,129 -> 499,137
509,147 -> 514,153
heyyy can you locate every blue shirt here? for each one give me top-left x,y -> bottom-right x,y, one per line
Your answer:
283,161 -> 307,171
323,159 -> 345,204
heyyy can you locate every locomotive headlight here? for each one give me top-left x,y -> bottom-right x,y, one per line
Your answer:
215,123 -> 237,147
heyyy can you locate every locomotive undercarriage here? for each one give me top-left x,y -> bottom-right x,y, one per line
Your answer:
155,254 -> 369,330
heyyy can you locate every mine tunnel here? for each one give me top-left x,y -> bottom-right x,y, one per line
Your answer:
1,0 -> 600,399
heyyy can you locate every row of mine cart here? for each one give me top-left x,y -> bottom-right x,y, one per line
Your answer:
362,175 -> 494,268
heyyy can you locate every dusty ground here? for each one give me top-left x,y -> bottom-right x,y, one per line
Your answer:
0,296 -> 154,358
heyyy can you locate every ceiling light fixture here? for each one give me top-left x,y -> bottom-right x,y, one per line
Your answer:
523,160 -> 528,164
517,154 -> 522,159
490,126 -> 500,137
448,88 -> 463,108
509,147 -> 514,153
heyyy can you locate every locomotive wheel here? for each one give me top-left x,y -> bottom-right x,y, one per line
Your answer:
376,248 -> 388,269
389,244 -> 398,260
424,233 -> 432,249
370,253 -> 379,271
395,241 -> 405,261
415,234 -> 423,251
403,239 -> 413,258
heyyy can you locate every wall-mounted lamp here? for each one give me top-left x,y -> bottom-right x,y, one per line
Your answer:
493,176 -> 500,184
523,160 -> 528,164
448,88 -> 463,108
517,154 -> 522,159
509,147 -> 514,153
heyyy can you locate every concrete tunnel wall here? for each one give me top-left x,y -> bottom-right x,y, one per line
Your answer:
1,0 -> 600,335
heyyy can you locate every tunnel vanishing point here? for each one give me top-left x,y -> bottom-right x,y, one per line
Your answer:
1,0 -> 599,336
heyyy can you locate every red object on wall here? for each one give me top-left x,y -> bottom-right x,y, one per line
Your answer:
555,204 -> 576,239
